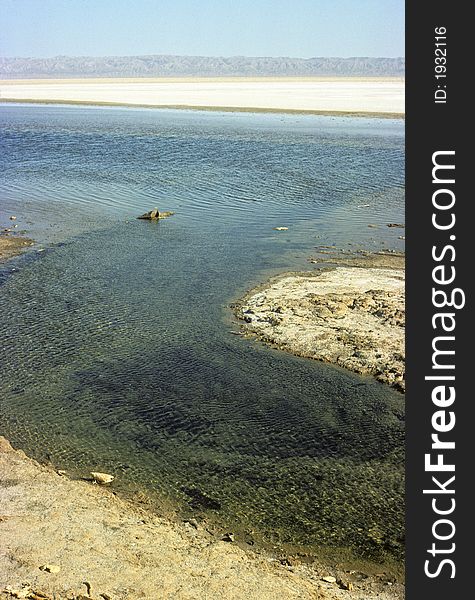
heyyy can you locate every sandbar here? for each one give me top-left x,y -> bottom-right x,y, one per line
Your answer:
234,253 -> 405,391
0,235 -> 34,261
0,77 -> 404,117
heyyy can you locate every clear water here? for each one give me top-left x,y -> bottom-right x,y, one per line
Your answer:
0,105 -> 405,564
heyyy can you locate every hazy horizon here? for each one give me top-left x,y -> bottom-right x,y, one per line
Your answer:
0,55 -> 405,79
2,52 -> 404,60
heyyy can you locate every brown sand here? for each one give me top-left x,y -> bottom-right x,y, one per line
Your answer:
0,236 -> 35,261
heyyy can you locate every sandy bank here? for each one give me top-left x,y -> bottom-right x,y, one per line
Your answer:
0,437 -> 403,600
234,255 -> 405,391
0,77 -> 404,117
0,235 -> 34,261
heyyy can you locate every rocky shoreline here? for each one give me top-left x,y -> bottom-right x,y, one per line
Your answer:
233,253 -> 405,392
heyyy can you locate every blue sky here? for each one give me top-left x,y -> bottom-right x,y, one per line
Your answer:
0,0 -> 404,58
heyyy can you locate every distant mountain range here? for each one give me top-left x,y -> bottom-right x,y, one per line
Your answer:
0,55 -> 405,79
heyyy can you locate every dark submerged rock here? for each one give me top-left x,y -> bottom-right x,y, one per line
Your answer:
181,486 -> 222,510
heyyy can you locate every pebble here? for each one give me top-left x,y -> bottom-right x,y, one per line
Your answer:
90,471 -> 114,484
186,518 -> 199,529
321,576 -> 337,584
338,579 -> 354,591
39,564 -> 61,573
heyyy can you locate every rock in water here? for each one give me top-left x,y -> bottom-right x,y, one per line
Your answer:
137,208 -> 175,220
90,471 -> 114,484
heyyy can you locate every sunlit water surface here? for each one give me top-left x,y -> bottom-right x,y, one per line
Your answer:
0,105 -> 405,564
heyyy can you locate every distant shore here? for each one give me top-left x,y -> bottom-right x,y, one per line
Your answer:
0,77 -> 405,118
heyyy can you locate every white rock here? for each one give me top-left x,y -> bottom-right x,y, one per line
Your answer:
90,471 -> 115,484
40,563 -> 61,573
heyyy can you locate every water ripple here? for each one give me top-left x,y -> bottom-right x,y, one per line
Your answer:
0,105 -> 405,563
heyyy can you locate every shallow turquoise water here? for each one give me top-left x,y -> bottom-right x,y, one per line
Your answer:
0,105 -> 405,562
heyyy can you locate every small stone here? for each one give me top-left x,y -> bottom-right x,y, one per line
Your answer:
39,564 -> 61,573
90,471 -> 114,484
321,576 -> 337,584
186,518 -> 199,529
222,532 -> 235,542
338,579 -> 354,591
